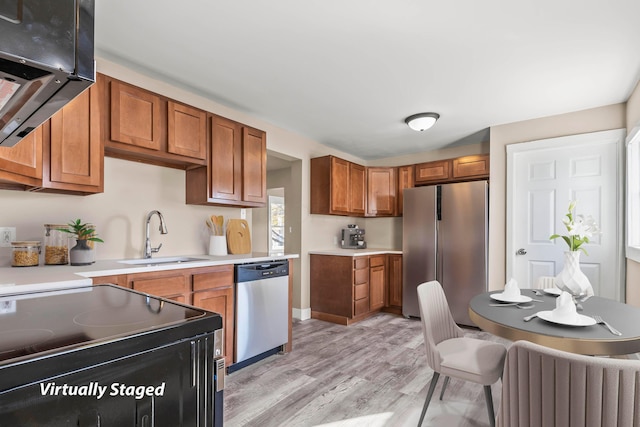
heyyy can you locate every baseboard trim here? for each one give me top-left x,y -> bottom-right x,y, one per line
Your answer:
293,307 -> 311,321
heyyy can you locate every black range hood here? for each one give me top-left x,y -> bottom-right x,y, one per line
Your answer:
0,0 -> 95,147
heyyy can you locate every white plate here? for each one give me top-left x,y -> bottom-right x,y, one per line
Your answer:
490,293 -> 533,303
537,310 -> 596,326
543,288 -> 563,296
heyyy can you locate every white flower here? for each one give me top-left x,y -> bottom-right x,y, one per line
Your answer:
549,201 -> 601,254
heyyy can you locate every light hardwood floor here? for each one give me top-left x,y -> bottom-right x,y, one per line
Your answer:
224,313 -> 510,427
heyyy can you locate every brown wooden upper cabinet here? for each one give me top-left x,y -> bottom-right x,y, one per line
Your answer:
397,165 -> 414,215
366,167 -> 397,217
349,162 -> 366,215
0,86 -> 103,194
100,74 -> 207,169
186,114 -> 267,207
310,155 -> 366,216
0,125 -> 43,188
45,86 -> 103,194
415,154 -> 489,185
415,159 -> 451,184
452,154 -> 490,179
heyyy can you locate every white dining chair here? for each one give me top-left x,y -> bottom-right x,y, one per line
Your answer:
498,340 -> 640,427
416,281 -> 507,427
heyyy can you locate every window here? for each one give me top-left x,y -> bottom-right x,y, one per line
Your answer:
627,125 -> 640,262
269,195 -> 285,254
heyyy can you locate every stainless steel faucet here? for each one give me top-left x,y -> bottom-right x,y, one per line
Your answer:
144,210 -> 168,258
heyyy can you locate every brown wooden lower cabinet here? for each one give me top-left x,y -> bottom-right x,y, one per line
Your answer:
91,260 -> 294,367
369,255 -> 386,311
311,253 -> 398,325
192,265 -> 235,366
384,254 -> 403,315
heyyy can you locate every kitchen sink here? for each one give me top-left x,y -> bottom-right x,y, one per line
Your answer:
118,256 -> 208,266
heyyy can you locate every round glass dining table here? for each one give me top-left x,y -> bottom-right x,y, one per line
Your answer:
468,289 -> 640,355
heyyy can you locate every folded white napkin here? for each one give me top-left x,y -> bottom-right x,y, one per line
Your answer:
503,277 -> 521,299
552,291 -> 578,321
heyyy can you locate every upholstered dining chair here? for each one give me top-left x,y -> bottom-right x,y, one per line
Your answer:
498,340 -> 640,427
416,281 -> 507,427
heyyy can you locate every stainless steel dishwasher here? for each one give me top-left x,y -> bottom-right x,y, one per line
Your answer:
234,260 -> 289,369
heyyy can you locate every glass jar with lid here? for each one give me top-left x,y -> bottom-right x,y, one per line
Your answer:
44,224 -> 70,265
11,241 -> 41,267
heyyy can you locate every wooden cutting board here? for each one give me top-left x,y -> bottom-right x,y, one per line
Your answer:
226,219 -> 252,254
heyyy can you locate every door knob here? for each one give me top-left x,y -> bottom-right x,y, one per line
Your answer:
516,248 -> 527,255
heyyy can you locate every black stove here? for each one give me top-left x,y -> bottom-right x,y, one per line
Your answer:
0,284 -> 224,426
0,285 -> 210,364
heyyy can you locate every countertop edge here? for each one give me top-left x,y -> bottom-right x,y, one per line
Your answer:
308,249 -> 402,256
0,253 -> 299,294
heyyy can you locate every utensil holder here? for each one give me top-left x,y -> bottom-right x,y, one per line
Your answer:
209,235 -> 228,256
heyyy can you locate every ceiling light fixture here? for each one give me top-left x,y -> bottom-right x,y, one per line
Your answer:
405,112 -> 440,131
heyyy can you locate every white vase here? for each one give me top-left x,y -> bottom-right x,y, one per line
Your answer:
555,251 -> 592,296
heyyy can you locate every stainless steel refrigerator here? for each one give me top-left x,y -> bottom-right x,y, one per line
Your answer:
402,181 -> 488,326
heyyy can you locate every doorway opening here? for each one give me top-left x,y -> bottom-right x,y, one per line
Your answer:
269,193 -> 285,254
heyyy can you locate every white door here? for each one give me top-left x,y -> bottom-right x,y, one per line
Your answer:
506,129 -> 625,300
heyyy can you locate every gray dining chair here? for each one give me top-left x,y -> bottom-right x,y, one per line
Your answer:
416,281 -> 507,427
498,340 -> 640,427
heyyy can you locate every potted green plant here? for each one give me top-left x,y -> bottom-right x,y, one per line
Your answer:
62,219 -> 104,266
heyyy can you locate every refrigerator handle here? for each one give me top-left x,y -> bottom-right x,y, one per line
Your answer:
436,185 -> 442,221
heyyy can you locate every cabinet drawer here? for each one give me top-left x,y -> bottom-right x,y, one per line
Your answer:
354,257 -> 368,270
354,298 -> 370,316
354,283 -> 369,301
192,265 -> 234,291
354,268 -> 368,285
132,275 -> 189,297
369,255 -> 385,267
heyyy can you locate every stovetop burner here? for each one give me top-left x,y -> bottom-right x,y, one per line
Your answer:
0,329 -> 55,360
0,285 -> 207,364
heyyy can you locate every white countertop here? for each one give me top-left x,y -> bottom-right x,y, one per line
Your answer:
308,248 -> 401,256
0,252 -> 299,295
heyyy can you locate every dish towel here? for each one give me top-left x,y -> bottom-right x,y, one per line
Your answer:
503,277 -> 521,299
552,291 -> 578,321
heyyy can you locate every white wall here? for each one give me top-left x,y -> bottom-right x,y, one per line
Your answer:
0,157 -> 241,266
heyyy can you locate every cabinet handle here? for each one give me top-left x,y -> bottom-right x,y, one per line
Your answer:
190,340 -> 198,388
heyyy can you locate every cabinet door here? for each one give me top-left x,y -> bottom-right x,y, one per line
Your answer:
167,101 -> 207,160
349,162 -> 366,215
369,255 -> 386,311
397,165 -> 414,216
47,86 -> 103,192
193,287 -> 234,366
387,254 -> 403,308
330,157 -> 350,215
415,159 -> 451,184
366,167 -> 396,217
452,154 -> 489,179
0,125 -> 42,185
242,126 -> 267,205
110,79 -> 163,150
209,115 -> 242,202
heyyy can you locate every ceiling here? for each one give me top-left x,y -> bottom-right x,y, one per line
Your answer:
95,1 -> 640,160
